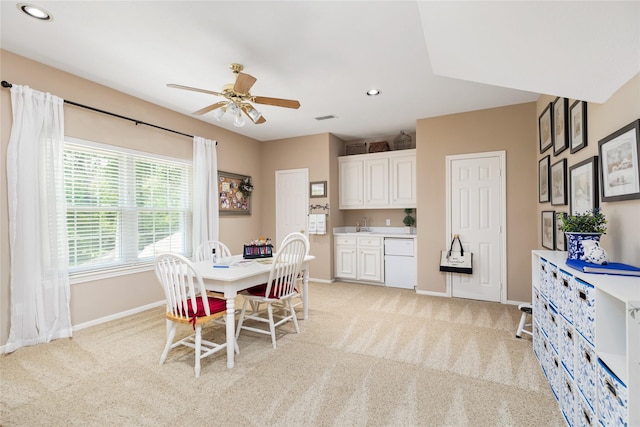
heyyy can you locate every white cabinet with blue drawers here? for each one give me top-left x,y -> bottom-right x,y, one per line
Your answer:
532,250 -> 640,427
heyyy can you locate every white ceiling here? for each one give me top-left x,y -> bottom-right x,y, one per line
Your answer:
1,1 -> 638,142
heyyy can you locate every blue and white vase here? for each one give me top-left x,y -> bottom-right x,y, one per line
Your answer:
565,232 -> 602,260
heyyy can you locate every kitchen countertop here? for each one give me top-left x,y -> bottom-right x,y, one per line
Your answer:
333,226 -> 417,238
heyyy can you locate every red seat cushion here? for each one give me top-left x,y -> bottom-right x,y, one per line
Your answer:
245,282 -> 294,299
179,296 -> 226,318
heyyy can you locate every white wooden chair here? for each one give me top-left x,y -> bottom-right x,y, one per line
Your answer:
194,240 -> 232,263
194,240 -> 233,299
155,253 -> 229,377
235,234 -> 307,348
279,232 -> 309,316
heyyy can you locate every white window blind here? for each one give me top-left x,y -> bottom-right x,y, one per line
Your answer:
64,140 -> 192,274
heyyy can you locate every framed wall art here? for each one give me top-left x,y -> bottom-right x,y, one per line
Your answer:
551,158 -> 567,206
310,181 -> 327,198
570,100 -> 588,153
598,119 -> 640,202
569,156 -> 599,215
553,97 -> 569,155
539,155 -> 550,203
539,102 -> 553,153
541,210 -> 555,250
218,171 -> 251,215
555,212 -> 566,251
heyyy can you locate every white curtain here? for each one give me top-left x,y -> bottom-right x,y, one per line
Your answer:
192,136 -> 219,253
6,85 -> 72,352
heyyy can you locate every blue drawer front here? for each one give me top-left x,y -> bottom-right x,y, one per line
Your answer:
597,359 -> 628,427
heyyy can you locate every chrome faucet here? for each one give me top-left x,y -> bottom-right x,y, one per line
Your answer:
362,216 -> 368,231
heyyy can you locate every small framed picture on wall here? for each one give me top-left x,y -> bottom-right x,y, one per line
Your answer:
570,100 -> 588,153
551,158 -> 567,206
569,156 -> 599,215
541,210 -> 555,250
555,212 -> 566,251
598,119 -> 640,202
539,103 -> 553,153
539,155 -> 550,203
553,97 -> 569,155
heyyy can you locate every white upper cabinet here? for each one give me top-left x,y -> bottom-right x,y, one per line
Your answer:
339,149 -> 416,209
364,157 -> 389,207
390,154 -> 416,207
339,158 -> 364,208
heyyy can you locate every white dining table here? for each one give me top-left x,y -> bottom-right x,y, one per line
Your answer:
192,254 -> 315,368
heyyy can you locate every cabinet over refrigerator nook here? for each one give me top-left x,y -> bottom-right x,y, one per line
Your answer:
339,149 -> 416,209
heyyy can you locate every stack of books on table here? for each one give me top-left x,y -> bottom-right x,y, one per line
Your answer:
566,258 -> 640,277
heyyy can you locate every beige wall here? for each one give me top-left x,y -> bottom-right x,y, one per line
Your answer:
259,133 -> 342,281
536,73 -> 640,266
416,103 -> 538,302
0,50 -> 263,344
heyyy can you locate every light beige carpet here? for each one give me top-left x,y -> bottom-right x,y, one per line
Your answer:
1,281 -> 564,426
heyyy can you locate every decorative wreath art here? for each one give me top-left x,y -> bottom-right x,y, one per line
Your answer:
239,177 -> 253,196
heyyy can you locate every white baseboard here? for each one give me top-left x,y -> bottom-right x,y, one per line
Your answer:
0,300 -> 165,354
415,289 -> 449,297
72,300 -> 165,332
310,277 -> 333,284
505,299 -> 530,306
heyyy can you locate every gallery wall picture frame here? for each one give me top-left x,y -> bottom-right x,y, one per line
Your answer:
598,119 -> 640,202
539,102 -> 553,153
551,158 -> 567,206
541,210 -> 556,250
539,155 -> 550,203
569,156 -> 599,215
555,212 -> 566,251
309,181 -> 327,198
570,100 -> 588,153
553,97 -> 569,155
218,170 -> 251,215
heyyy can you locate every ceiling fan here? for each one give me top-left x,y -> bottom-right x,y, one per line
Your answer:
167,63 -> 300,126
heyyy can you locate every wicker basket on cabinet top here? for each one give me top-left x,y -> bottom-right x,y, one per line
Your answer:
346,143 -> 366,155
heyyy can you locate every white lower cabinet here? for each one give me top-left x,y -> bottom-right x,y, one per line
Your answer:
335,237 -> 357,280
532,250 -> 639,427
335,236 -> 383,283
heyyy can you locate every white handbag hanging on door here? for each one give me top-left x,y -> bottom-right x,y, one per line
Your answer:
439,234 -> 473,274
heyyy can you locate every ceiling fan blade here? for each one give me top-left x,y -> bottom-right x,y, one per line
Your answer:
193,101 -> 227,116
253,96 -> 301,109
233,72 -> 257,95
241,104 -> 267,124
167,83 -> 224,97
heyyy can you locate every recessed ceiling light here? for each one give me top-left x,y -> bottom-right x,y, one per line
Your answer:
366,89 -> 381,96
18,3 -> 52,21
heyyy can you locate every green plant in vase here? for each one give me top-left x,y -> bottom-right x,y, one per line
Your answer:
557,208 -> 607,233
557,208 -> 607,259
403,208 -> 415,230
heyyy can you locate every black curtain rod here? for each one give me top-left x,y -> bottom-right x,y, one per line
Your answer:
1,80 -> 215,143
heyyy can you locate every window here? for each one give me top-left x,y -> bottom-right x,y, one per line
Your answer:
64,139 -> 192,274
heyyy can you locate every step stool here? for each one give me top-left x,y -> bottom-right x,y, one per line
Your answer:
516,303 -> 533,338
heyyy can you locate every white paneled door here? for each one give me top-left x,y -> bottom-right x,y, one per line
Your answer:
276,168 -> 309,248
447,152 -> 505,302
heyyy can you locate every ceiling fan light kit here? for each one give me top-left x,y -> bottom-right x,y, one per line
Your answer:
167,63 -> 300,126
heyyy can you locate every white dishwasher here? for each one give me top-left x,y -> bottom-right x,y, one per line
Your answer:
384,238 -> 416,289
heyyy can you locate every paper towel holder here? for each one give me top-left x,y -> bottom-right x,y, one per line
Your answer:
309,203 -> 329,215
